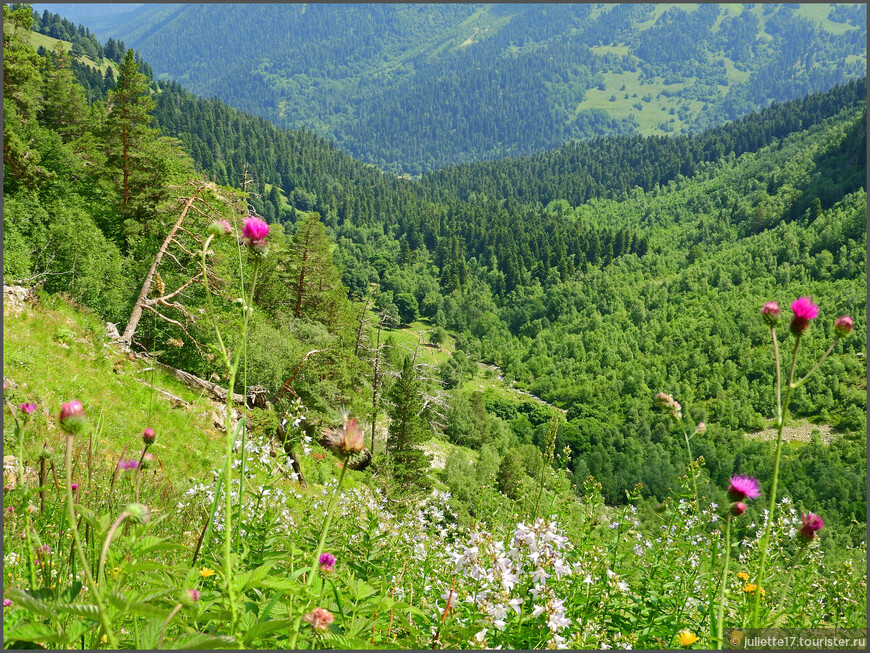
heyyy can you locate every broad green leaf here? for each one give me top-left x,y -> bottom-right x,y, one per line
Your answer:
163,633 -> 238,649
242,618 -> 293,645
4,622 -> 58,643
4,589 -> 57,620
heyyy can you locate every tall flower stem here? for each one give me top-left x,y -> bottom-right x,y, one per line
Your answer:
680,425 -> 700,512
715,513 -> 732,650
98,511 -> 130,585
12,412 -> 38,590
201,230 -> 261,639
287,461 -> 350,649
750,333 -> 799,627
65,435 -> 118,648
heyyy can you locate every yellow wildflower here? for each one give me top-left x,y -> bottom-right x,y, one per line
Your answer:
737,572 -> 749,581
677,631 -> 699,647
199,567 -> 216,578
742,583 -> 757,593
101,635 -> 108,644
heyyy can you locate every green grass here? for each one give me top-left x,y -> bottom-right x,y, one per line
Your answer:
794,4 -> 861,36
578,70 -> 702,136
24,29 -> 118,75
3,292 -> 227,483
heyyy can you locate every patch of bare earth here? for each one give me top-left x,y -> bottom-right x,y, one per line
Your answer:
745,421 -> 838,445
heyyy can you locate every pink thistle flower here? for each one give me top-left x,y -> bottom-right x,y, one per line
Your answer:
3,599 -> 12,607
727,476 -> 761,502
731,502 -> 747,516
319,552 -> 336,572
59,401 -> 87,435
303,607 -> 334,632
799,513 -> 824,540
187,589 -> 200,603
242,216 -> 270,253
142,428 -> 155,445
18,403 -> 36,415
834,315 -> 853,338
70,483 -> 79,492
790,297 -> 819,337
761,302 -> 781,327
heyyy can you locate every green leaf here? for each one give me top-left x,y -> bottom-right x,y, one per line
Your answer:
139,617 -> 165,650
242,619 -> 293,646
60,604 -> 101,619
163,633 -> 239,649
233,562 -> 273,592
4,589 -> 57,620
4,622 -> 58,643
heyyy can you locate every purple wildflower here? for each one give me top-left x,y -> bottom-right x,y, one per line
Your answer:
319,552 -> 336,572
727,476 -> 761,502
790,297 -> 819,337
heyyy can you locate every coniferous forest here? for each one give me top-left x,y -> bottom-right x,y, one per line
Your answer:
3,4 -> 867,650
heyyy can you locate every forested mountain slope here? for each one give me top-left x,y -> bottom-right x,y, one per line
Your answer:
32,2 -> 867,174
5,6 -> 866,545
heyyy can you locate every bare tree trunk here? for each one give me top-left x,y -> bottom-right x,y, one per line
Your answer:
120,186 -> 204,344
370,317 -> 384,457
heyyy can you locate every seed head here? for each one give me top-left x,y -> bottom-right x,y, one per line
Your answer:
304,607 -> 334,632
323,418 -> 365,457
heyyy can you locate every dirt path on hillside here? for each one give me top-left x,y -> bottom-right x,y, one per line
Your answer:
744,421 -> 839,445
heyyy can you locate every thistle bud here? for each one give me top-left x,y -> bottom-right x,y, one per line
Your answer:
182,589 -> 200,605
140,452 -> 155,470
125,503 -> 151,525
59,401 -> 87,435
694,422 -> 707,435
731,502 -> 747,516
142,428 -> 155,445
208,220 -> 233,237
38,445 -> 54,461
833,315 -> 853,338
760,302 -> 780,327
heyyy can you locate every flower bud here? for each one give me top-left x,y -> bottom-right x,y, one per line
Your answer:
208,220 -> 233,237
39,445 -> 54,460
731,502 -> 747,516
182,589 -> 200,605
760,302 -> 781,327
694,422 -> 707,435
142,428 -> 155,445
833,315 -> 853,338
140,452 -> 155,470
59,401 -> 87,435
125,503 -> 151,525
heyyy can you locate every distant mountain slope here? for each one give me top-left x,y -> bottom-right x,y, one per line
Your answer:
35,3 -> 866,174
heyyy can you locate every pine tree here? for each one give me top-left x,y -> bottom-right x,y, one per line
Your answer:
284,212 -> 350,330
386,356 -> 433,498
104,49 -> 156,215
39,43 -> 88,138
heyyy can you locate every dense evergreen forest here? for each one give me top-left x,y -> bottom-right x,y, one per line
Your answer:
4,5 -> 866,549
31,3 -> 867,174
